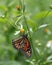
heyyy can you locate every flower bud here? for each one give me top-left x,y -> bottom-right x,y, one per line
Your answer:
20,28 -> 25,33
16,5 -> 21,11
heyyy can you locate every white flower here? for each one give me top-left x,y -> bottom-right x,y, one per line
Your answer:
44,28 -> 51,35
38,24 -> 48,29
14,31 -> 20,35
29,28 -> 33,33
14,24 -> 24,35
46,29 -> 51,35
46,40 -> 52,48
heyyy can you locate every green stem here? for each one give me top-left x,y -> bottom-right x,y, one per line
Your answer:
42,10 -> 50,22
22,0 -> 41,60
23,15 -> 40,60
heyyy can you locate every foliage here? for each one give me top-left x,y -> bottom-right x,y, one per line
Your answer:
0,0 -> 52,65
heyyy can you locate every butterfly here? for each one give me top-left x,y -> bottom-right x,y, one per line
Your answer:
12,34 -> 32,58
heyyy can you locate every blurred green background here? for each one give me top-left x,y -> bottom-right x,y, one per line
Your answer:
0,0 -> 52,65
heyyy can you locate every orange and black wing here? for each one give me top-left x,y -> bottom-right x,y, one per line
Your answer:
21,37 -> 32,58
12,37 -> 23,50
12,34 -> 32,58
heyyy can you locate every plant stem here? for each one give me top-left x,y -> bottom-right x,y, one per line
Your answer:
22,0 -> 41,60
42,10 -> 50,22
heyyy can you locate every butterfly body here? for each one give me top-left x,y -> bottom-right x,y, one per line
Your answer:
12,34 -> 32,58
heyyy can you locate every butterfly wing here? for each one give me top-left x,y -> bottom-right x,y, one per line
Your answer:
12,34 -> 32,58
12,37 -> 23,50
21,37 -> 32,58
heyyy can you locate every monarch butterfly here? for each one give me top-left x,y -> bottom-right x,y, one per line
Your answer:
12,34 -> 32,58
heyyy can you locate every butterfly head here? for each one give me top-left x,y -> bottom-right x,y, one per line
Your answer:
22,34 -> 28,39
